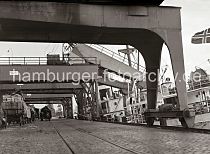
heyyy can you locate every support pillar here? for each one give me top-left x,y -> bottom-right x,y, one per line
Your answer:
94,80 -> 101,119
90,81 -> 99,120
75,90 -> 85,120
135,38 -> 163,126
163,30 -> 195,128
137,29 -> 195,128
65,97 -> 73,119
62,103 -> 67,118
80,81 -> 100,121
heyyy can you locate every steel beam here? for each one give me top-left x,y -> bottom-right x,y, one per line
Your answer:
21,90 -> 75,94
23,94 -> 73,99
144,110 -> 195,118
0,83 -> 82,90
63,97 -> 73,119
144,109 -> 195,128
98,77 -> 131,90
72,44 -> 143,80
0,83 -> 81,94
25,100 -> 63,104
24,93 -> 73,104
0,78 -> 129,92
0,65 -> 98,83
25,97 -> 70,102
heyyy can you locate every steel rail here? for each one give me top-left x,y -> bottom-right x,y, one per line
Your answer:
53,121 -> 140,154
101,121 -> 210,134
51,122 -> 75,154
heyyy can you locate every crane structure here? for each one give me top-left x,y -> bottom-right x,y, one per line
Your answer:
0,0 -> 195,127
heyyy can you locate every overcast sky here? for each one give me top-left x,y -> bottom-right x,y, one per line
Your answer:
162,0 -> 210,77
0,0 -> 210,79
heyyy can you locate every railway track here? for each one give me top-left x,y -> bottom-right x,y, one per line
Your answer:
52,121 -> 141,154
51,119 -> 210,154
52,123 -> 75,154
72,127 -> 140,154
102,121 -> 210,134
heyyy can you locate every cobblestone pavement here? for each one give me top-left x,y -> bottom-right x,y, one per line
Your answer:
0,121 -> 72,154
52,119 -> 210,154
1,119 -> 210,154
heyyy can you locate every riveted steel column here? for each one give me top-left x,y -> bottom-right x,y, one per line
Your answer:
134,38 -> 163,126
164,30 -> 195,127
66,97 -> 73,119
62,103 -> 67,118
76,90 -> 85,120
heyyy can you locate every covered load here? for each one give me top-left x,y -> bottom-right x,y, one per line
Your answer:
2,94 -> 24,115
2,94 -> 26,125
